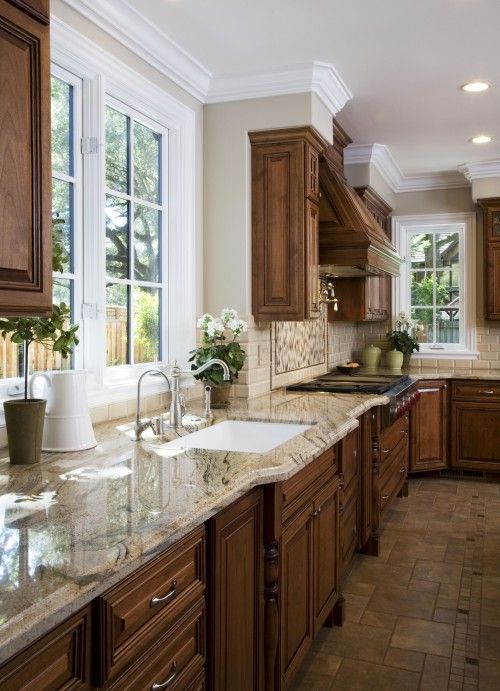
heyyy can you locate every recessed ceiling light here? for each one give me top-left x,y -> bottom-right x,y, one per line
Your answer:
461,81 -> 490,93
471,135 -> 492,144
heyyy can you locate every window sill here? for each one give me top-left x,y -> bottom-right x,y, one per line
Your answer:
412,351 -> 479,360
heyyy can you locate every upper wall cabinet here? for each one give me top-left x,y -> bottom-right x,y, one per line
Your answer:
0,0 -> 52,315
250,127 -> 326,321
478,197 -> 500,321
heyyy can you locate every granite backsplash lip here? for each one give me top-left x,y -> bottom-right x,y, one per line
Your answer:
0,388 -> 388,665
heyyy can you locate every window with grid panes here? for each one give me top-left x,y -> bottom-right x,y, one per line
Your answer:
104,104 -> 166,367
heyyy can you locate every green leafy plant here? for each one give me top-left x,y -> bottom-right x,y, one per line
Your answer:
0,217 -> 80,401
189,309 -> 247,386
386,312 -> 420,355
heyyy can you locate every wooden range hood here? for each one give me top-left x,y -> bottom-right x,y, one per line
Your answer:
318,124 -> 401,278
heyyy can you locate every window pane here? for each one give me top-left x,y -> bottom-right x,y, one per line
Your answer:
411,308 -> 434,344
106,107 -> 129,193
436,311 -> 460,344
411,271 -> 434,306
435,270 -> 458,307
51,77 -> 72,175
106,195 -> 129,279
436,232 -> 459,269
133,287 -> 160,363
134,205 -> 160,282
106,283 -> 129,366
409,234 -> 433,270
134,122 -> 161,204
52,179 -> 73,271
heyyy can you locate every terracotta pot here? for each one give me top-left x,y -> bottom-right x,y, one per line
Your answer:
210,382 -> 232,409
4,399 -> 47,465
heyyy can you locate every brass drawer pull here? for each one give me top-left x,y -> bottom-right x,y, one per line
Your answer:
339,504 -> 344,515
150,580 -> 178,607
311,506 -> 322,518
382,448 -> 390,454
399,467 -> 406,474
381,494 -> 389,501
151,662 -> 177,690
482,390 -> 495,395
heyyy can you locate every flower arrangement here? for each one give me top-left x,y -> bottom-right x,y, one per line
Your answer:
189,309 -> 247,386
386,312 -> 420,355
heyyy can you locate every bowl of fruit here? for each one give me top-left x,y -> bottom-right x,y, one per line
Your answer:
336,362 -> 360,375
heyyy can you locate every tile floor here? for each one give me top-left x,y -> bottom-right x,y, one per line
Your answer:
290,476 -> 500,691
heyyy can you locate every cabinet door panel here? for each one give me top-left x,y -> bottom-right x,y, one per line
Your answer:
208,489 -> 263,691
451,401 -> 500,470
305,199 -> 320,319
0,0 -> 51,315
251,140 -> 304,320
340,495 -> 358,571
281,504 -> 314,686
410,380 -> 448,472
313,479 -> 339,635
486,244 -> 500,320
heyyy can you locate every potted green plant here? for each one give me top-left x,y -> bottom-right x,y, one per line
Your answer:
386,312 -> 420,370
0,219 -> 79,464
189,309 -> 247,407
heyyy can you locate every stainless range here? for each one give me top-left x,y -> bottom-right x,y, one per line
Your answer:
287,371 -> 419,428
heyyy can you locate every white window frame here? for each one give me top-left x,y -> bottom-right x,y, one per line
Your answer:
0,18 -> 199,413
104,96 -> 169,371
392,213 -> 478,359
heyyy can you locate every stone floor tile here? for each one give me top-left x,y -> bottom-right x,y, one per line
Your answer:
343,580 -> 376,597
434,607 -> 457,624
289,670 -> 335,691
330,658 -> 420,691
344,593 -> 370,623
480,625 -> 500,661
359,609 -> 397,631
391,616 -> 455,657
479,658 -> 500,690
408,578 -> 440,594
301,651 -> 342,676
367,584 -> 436,619
315,621 -> 392,664
413,559 -> 463,585
383,646 -> 425,672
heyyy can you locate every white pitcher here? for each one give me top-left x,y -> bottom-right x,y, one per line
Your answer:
29,370 -> 97,452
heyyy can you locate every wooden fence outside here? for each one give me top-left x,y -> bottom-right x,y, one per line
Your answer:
0,306 -> 140,378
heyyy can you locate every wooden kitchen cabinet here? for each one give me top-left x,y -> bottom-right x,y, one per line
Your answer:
250,126 -> 326,321
410,380 -> 448,472
328,185 -> 393,323
262,445 -> 341,689
451,380 -> 500,470
206,488 -> 263,691
0,0 -> 52,315
338,428 -> 360,573
479,198 -> 500,320
95,526 -> 206,686
0,606 -> 92,690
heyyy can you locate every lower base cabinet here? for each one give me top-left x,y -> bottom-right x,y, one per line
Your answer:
206,488 -> 263,691
0,607 -> 92,691
410,380 -> 448,472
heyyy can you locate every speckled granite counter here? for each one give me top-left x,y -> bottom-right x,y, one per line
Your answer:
408,368 -> 500,380
0,389 -> 388,665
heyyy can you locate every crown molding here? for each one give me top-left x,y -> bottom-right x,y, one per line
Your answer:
206,60 -> 352,114
60,0 -> 212,101
458,160 -> 500,181
345,143 -> 470,193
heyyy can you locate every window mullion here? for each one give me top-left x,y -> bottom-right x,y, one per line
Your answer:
129,115 -> 134,365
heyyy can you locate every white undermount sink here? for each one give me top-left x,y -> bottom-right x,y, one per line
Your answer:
162,420 -> 312,454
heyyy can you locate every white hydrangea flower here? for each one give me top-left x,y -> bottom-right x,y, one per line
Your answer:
206,318 -> 224,339
197,313 -> 214,329
221,308 -> 239,326
226,318 -> 240,332
236,319 -> 247,333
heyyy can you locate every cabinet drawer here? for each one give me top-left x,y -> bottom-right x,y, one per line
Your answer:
380,415 -> 408,460
0,608 -> 91,691
109,602 -> 205,691
380,447 -> 407,517
98,526 -> 205,682
281,446 -> 336,523
452,380 -> 500,402
380,434 -> 407,482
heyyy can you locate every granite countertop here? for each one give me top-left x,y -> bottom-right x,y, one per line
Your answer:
0,389 -> 387,664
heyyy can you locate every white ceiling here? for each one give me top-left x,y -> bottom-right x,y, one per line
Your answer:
85,0 -> 500,176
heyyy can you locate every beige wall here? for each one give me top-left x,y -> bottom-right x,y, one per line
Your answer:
203,93 -> 333,316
